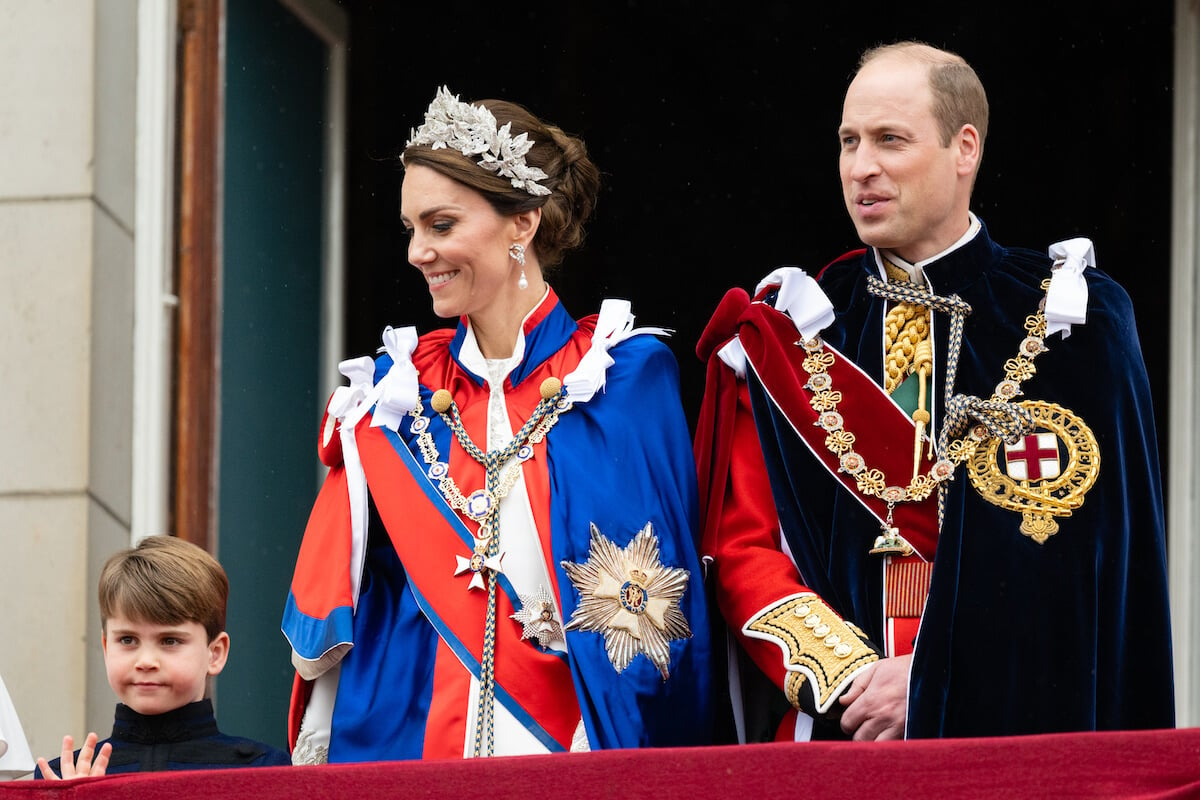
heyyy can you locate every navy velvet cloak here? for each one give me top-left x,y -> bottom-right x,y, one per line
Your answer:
745,222 -> 1173,737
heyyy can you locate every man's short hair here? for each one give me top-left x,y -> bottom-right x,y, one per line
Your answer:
859,40 -> 989,149
98,536 -> 228,642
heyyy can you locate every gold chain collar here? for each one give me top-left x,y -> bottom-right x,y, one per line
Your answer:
408,379 -> 571,563
796,279 -> 1053,553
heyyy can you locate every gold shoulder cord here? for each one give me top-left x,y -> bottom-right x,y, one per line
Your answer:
883,260 -> 935,479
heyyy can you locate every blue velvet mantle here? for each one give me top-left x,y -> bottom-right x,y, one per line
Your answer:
744,221 -> 1174,737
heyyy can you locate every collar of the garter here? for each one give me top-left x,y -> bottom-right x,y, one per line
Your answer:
873,218 -> 1094,340
718,220 -> 1095,371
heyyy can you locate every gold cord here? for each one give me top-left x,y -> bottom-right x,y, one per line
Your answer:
882,261 -> 931,395
881,260 -> 934,476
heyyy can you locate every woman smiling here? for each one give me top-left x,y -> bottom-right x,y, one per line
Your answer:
283,88 -> 712,763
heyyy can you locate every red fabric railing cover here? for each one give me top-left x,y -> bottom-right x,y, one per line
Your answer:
4,728 -> 1199,800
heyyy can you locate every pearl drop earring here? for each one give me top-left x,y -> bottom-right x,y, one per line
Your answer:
510,243 -> 528,290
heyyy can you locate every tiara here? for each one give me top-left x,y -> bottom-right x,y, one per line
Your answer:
405,86 -> 552,197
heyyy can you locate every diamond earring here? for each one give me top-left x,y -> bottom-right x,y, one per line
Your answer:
509,242 -> 526,266
510,243 -> 529,289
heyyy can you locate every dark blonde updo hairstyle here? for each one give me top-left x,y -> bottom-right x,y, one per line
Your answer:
402,97 -> 601,269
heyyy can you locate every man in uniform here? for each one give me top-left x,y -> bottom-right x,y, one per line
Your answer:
695,41 -> 1174,740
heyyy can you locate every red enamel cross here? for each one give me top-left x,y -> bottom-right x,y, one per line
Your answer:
1005,433 -> 1060,481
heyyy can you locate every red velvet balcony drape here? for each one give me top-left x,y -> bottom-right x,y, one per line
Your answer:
4,728 -> 1199,800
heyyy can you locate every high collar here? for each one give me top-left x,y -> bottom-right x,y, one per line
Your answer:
111,699 -> 219,744
873,216 -> 1003,296
448,285 -> 578,389
880,213 -> 982,283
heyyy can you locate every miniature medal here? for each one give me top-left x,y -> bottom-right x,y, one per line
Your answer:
510,585 -> 565,649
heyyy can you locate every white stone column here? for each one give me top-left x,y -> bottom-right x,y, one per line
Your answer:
0,0 -> 145,762
1170,0 -> 1200,729
86,0 -> 141,738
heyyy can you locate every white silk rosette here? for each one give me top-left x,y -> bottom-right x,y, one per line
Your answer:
1045,238 -> 1095,339
718,268 -> 835,378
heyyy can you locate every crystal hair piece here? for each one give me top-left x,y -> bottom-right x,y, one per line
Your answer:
405,86 -> 552,197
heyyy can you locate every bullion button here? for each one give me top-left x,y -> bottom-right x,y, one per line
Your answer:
431,389 -> 453,413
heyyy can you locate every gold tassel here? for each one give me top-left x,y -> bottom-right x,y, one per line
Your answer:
911,339 -> 932,480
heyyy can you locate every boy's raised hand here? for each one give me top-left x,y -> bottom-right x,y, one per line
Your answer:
36,732 -> 112,780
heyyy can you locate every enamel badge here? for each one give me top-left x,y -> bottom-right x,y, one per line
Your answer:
510,585 -> 565,649
560,522 -> 692,679
967,400 -> 1100,543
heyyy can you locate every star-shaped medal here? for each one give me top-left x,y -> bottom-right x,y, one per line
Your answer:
510,585 -> 565,649
560,522 -> 692,679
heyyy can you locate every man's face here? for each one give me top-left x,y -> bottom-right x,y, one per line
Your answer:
838,56 -> 972,263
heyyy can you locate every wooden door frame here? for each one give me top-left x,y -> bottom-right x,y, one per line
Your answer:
175,0 -> 222,550
172,0 -> 348,548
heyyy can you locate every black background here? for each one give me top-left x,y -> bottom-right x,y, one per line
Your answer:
337,1 -> 1174,468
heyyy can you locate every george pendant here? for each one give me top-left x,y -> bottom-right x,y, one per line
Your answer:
869,502 -> 915,556
869,526 -> 916,556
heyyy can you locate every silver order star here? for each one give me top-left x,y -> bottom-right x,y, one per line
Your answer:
510,585 -> 565,649
560,522 -> 692,680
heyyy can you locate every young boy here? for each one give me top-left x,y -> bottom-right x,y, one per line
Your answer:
36,536 -> 290,778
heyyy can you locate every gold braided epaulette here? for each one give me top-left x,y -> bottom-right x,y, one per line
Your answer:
743,594 -> 879,714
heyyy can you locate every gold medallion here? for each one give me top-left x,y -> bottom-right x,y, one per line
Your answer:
967,400 -> 1100,543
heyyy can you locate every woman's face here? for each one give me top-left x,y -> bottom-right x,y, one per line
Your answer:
400,164 -> 522,320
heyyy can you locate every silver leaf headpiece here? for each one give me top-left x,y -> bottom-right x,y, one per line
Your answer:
404,86 -> 553,197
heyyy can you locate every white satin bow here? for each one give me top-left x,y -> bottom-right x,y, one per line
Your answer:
327,356 -> 376,421
563,299 -> 670,403
367,326 -> 420,431
755,267 -> 836,340
1045,238 -> 1096,339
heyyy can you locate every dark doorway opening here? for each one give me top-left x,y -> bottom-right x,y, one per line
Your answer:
339,1 -> 1174,465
